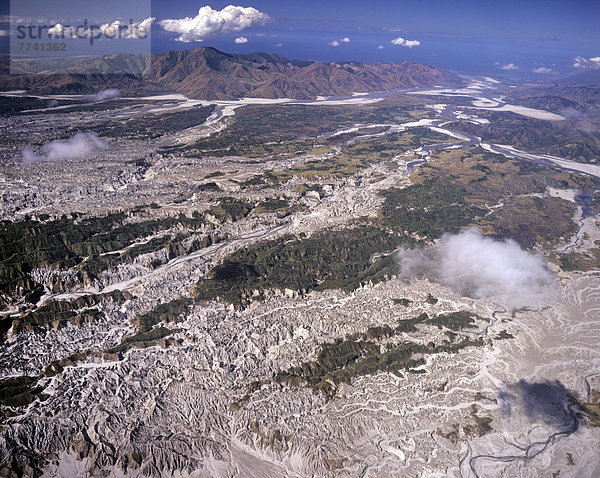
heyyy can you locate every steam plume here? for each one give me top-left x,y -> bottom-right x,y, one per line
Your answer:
86,88 -> 121,102
395,228 -> 555,309
22,132 -> 107,163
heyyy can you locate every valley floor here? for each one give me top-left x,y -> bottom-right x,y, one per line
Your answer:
0,78 -> 599,477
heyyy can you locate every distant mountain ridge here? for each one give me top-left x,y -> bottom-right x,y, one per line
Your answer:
0,47 -> 461,100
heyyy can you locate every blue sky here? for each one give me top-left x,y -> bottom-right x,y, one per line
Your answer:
3,0 -> 599,76
150,0 -> 600,76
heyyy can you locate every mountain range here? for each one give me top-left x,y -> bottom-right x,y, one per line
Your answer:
0,47 -> 460,100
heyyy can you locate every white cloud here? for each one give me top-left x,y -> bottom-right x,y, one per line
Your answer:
573,56 -> 600,69
532,67 -> 552,74
160,5 -> 270,42
85,88 -> 121,102
48,23 -> 73,38
391,37 -> 420,48
330,37 -> 350,47
274,42 -> 283,47
500,63 -> 519,71
48,18 -> 154,40
0,29 -> 8,37
22,133 -> 107,163
129,17 -> 154,38
377,44 -> 384,50
99,21 -> 121,37
234,36 -> 248,44
395,228 -> 555,310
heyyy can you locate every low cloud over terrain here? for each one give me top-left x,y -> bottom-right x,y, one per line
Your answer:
160,5 -> 270,42
395,228 -> 555,309
85,89 -> 121,102
22,133 -> 107,163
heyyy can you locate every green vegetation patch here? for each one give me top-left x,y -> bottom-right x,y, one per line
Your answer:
134,297 -> 194,333
260,129 -> 457,180
105,326 -> 181,356
0,213 -> 123,298
87,105 -> 214,140
393,298 -> 411,306
450,112 -> 600,164
273,316 -> 483,400
197,182 -> 222,192
480,195 -> 578,248
184,103 -> 430,159
205,171 -> 226,178
0,96 -> 80,115
379,178 -> 485,239
556,246 -> 600,272
379,145 -> 587,247
44,297 -> 193,372
208,197 -> 253,221
79,235 -> 178,278
0,211 -> 208,307
339,127 -> 464,161
426,311 -> 478,330
194,226 -> 405,307
103,296 -> 195,357
252,198 -> 301,215
237,310 -> 492,401
271,153 -> 372,179
581,401 -> 600,427
2,290 -> 130,342
44,351 -> 90,378
0,375 -> 46,408
239,175 -> 268,188
394,313 -> 430,333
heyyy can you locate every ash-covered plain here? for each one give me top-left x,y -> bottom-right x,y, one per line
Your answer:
1,73 -> 600,478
